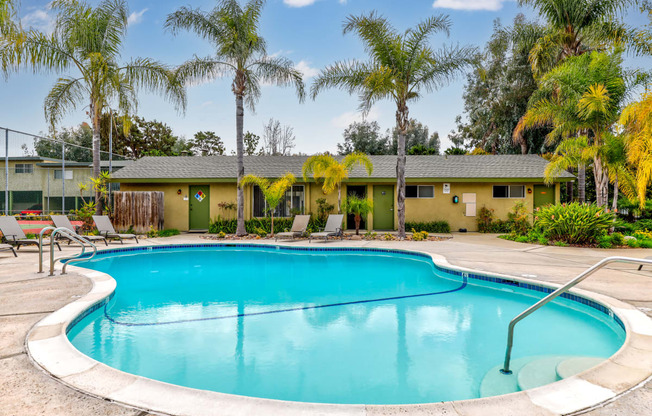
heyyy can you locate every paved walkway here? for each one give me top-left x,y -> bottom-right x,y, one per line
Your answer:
0,233 -> 650,415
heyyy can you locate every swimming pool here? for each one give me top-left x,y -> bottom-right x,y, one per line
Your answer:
67,245 -> 625,405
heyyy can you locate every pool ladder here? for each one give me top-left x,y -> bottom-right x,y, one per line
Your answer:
38,226 -> 97,276
501,256 -> 652,375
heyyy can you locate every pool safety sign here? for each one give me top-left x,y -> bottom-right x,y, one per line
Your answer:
195,190 -> 206,202
443,183 -> 450,194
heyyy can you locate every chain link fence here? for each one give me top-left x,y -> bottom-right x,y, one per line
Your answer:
1,126 -> 130,216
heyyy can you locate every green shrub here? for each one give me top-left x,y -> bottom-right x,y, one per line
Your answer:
508,201 -> 531,235
217,231 -> 226,239
597,235 -> 613,249
158,229 -> 180,238
364,231 -> 377,240
383,233 -> 395,241
477,206 -> 496,233
515,236 -> 529,243
626,238 -> 639,248
634,219 -> 652,231
534,203 -> 615,245
554,241 -> 569,247
208,216 -> 327,235
639,239 -> 652,248
411,229 -> 429,241
610,232 -> 625,246
613,220 -> 635,235
405,221 -> 450,233
537,236 -> 549,245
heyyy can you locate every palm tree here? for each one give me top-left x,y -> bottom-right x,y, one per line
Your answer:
239,173 -> 296,236
518,0 -> 648,78
165,0 -> 305,236
518,51 -> 626,206
302,152 -> 373,213
311,12 -> 475,238
1,0 -> 186,214
341,195 -> 373,235
620,88 -> 652,208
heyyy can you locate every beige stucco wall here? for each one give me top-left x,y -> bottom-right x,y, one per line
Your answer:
119,180 -> 561,232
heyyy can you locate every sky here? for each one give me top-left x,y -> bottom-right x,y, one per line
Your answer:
1,0 -> 651,155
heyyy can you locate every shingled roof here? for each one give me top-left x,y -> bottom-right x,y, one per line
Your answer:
111,154 -> 574,181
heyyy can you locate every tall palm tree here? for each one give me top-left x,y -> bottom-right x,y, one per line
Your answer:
1,0 -> 186,213
519,0 -> 647,78
311,12 -> 475,238
239,172 -> 296,236
166,0 -> 305,236
620,88 -> 652,208
518,51 -> 626,206
302,152 -> 373,213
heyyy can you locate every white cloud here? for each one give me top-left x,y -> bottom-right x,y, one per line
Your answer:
432,0 -> 512,11
200,101 -> 214,108
331,107 -> 380,129
21,9 -> 54,34
128,8 -> 148,25
270,49 -> 293,58
283,0 -> 318,7
294,60 -> 319,79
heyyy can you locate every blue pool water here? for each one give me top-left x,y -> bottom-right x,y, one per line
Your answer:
68,246 -> 625,404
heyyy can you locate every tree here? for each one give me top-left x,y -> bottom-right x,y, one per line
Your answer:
302,152 -> 373,213
99,115 -> 185,159
192,131 -> 226,155
260,119 -> 295,156
0,0 -> 18,37
337,121 -> 388,155
620,88 -> 652,208
166,0 -> 305,236
238,173 -> 296,236
34,123 -> 93,162
311,12 -> 475,238
244,131 -> 260,155
388,119 -> 439,155
1,0 -> 186,214
444,147 -> 467,155
342,195 -> 373,235
518,51 -> 626,206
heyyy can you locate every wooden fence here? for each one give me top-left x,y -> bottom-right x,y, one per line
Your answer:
113,191 -> 164,233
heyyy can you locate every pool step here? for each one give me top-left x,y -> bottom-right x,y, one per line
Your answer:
480,355 -> 606,398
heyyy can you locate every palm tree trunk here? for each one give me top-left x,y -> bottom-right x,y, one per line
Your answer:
396,104 -> 408,239
337,184 -> 341,213
91,100 -> 102,215
355,214 -> 361,235
612,175 -> 619,211
270,211 -> 274,237
566,168 -> 574,202
593,156 -> 608,207
578,163 -> 586,203
235,93 -> 246,236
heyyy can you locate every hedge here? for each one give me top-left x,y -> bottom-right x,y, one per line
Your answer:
405,220 -> 450,234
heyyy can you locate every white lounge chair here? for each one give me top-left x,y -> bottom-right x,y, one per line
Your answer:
92,215 -> 139,244
51,215 -> 108,246
275,215 -> 311,242
309,214 -> 344,242
0,243 -> 17,257
0,216 -> 61,252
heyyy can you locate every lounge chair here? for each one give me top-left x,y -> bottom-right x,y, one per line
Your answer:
51,215 -> 108,246
309,214 -> 344,243
92,215 -> 139,244
0,243 -> 17,257
0,216 -> 61,252
275,215 -> 311,242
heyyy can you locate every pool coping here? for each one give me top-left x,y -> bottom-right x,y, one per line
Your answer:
25,243 -> 652,416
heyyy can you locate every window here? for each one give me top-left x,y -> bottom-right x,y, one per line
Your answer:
14,163 -> 33,174
54,170 -> 73,180
493,185 -> 525,199
406,185 -> 434,198
253,185 -> 305,217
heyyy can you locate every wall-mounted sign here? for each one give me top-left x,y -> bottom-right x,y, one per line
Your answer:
443,183 -> 450,194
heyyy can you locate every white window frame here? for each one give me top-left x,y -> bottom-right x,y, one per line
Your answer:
492,185 -> 526,199
54,169 -> 73,180
406,185 -> 435,199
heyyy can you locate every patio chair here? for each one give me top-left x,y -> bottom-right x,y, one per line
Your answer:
309,214 -> 344,243
92,215 -> 139,244
0,243 -> 17,257
51,215 -> 108,246
275,215 -> 311,242
0,216 -> 61,252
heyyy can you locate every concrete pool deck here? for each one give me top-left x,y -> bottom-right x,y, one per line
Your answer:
1,232 -> 651,415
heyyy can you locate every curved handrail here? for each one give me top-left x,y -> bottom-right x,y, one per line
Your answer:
46,227 -> 97,276
38,226 -> 56,273
61,233 -> 96,274
501,256 -> 652,375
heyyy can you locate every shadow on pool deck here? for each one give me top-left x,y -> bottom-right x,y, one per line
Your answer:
0,232 -> 650,416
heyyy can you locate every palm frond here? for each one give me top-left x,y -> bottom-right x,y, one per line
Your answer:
122,57 -> 187,112
174,55 -> 235,86
250,55 -> 305,102
44,75 -> 87,128
310,60 -> 373,100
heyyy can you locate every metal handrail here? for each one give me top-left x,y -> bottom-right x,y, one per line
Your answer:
61,233 -> 96,274
38,226 -> 56,273
501,256 -> 652,375
41,227 -> 97,276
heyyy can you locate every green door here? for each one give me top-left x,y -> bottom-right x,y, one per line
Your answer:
189,185 -> 210,230
373,185 -> 394,230
533,185 -> 555,209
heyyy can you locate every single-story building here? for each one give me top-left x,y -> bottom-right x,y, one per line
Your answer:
0,156 -> 131,214
111,154 -> 574,232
